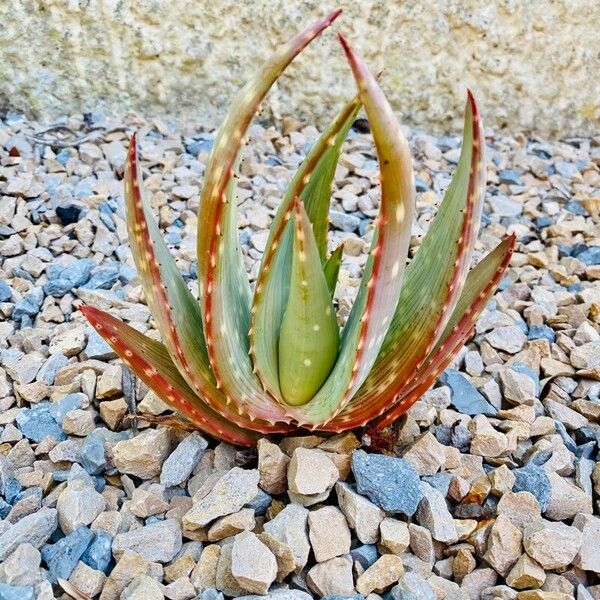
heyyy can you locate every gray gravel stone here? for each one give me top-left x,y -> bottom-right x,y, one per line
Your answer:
352,449 -> 423,516
112,518 -> 182,563
160,431 -> 208,488
0,508 -> 57,561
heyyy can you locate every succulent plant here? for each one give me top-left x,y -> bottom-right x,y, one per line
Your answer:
81,9 -> 515,446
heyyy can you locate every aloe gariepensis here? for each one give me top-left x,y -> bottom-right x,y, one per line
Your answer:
81,10 -> 515,446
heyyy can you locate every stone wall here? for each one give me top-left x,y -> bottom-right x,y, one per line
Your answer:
0,0 -> 598,136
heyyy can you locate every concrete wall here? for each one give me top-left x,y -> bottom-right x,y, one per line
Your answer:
0,0 -> 598,137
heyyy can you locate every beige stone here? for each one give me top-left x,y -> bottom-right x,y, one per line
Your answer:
308,506 -> 351,562
483,515 -> 523,576
506,554 -> 546,590
190,545 -> 220,592
573,513 -> 600,573
112,428 -> 171,479
257,438 -> 290,495
258,532 -> 296,582
306,556 -> 355,597
379,518 -> 410,555
524,521 -> 582,569
207,508 -> 255,541
356,555 -> 404,595
231,531 -> 277,595
288,447 -> 339,495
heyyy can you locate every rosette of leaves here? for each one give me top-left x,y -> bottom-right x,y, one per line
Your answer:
82,10 -> 515,446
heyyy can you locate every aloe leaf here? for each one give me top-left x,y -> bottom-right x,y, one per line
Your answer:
79,306 -> 260,446
250,97 -> 361,400
195,10 -> 341,415
325,234 -> 515,431
353,92 -> 485,407
123,138 -> 289,428
284,35 -> 416,426
323,244 -> 344,296
278,198 -> 340,406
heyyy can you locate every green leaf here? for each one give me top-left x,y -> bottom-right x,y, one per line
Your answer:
347,92 -> 486,419
326,235 -> 515,431
80,305 -> 261,446
323,244 -> 344,296
284,35 -> 416,426
278,199 -> 340,406
123,138 -> 288,428
250,96 -> 361,400
195,10 -> 341,418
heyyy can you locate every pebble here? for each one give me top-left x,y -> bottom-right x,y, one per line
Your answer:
352,450 -> 423,516
0,583 -> 34,600
263,503 -> 310,574
41,525 -> 94,583
1,110 -> 599,599
183,467 -> 259,529
288,447 -> 339,496
485,326 -> 527,353
306,556 -> 355,596
483,515 -> 523,576
356,554 -> 404,595
56,479 -> 105,534
231,531 -> 277,594
335,482 -> 385,544
308,506 -> 351,562
112,428 -> 171,479
506,554 -> 546,590
512,466 -> 551,512
160,431 -> 208,488
112,518 -> 182,563
0,543 -> 42,587
0,507 -> 57,561
573,513 -> 600,573
544,471 -> 593,520
523,521 -> 582,569
379,517 -> 410,555
416,482 -> 458,543
207,507 -> 255,541
69,561 -> 107,597
121,574 -> 165,599
439,370 -> 497,416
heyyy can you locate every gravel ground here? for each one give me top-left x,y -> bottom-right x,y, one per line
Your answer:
0,110 -> 599,600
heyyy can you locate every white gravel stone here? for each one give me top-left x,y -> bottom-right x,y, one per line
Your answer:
306,555 -> 355,596
112,428 -> 171,480
524,520 -> 582,569
231,531 -> 277,595
483,515 -> 523,576
0,507 -> 57,561
485,326 -> 527,353
112,518 -> 182,563
56,479 -> 106,534
182,467 -> 259,529
308,505 -> 351,562
416,482 -> 458,543
257,437 -> 290,495
573,513 -> 600,573
545,471 -> 593,520
287,447 -> 339,495
570,342 -> 600,370
263,503 -> 310,574
336,481 -> 385,544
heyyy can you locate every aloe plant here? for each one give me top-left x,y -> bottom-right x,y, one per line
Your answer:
81,9 -> 515,446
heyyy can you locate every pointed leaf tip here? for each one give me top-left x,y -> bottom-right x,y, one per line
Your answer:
278,197 -> 339,406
